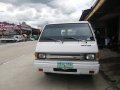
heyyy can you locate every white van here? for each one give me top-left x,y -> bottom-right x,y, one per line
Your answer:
34,21 -> 100,75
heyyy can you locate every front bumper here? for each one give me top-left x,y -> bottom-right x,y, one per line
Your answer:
34,60 -> 100,75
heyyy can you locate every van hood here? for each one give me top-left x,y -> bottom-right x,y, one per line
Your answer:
35,42 -> 99,54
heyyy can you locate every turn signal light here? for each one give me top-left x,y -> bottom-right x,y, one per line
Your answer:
38,68 -> 43,71
96,52 -> 100,60
34,52 -> 39,59
89,71 -> 94,74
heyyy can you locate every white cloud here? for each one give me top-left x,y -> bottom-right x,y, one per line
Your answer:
0,0 -> 96,28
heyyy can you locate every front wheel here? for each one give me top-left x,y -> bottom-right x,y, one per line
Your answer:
44,72 -> 51,75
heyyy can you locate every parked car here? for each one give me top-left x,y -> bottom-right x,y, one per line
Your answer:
34,21 -> 100,75
0,35 -> 23,42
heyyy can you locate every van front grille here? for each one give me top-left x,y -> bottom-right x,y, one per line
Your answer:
46,54 -> 85,60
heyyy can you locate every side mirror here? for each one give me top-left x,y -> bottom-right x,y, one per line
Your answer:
90,37 -> 94,40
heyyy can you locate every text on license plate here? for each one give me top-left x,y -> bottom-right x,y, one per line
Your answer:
57,62 -> 73,69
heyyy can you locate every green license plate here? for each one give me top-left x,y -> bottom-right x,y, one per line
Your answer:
57,62 -> 73,69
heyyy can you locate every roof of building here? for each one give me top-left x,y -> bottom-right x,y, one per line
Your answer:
80,0 -> 105,21
79,0 -> 120,22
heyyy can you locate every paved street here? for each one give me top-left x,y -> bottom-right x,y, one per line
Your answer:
0,41 -> 108,90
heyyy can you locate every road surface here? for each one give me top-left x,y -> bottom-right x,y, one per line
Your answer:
0,41 -> 108,90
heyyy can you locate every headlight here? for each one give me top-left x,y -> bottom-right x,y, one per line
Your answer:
38,54 -> 46,59
86,54 -> 95,60
34,52 -> 46,59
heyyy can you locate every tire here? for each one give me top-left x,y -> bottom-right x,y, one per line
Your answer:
44,72 -> 51,75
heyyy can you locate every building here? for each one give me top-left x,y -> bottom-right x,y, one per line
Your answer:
0,22 -> 40,41
0,22 -> 21,36
21,22 -> 40,37
79,0 -> 120,49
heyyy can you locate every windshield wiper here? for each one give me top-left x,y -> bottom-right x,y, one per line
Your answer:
64,37 -> 90,43
64,37 -> 82,41
43,37 -> 62,42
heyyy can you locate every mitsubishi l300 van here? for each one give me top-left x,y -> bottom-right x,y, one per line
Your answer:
34,21 -> 100,75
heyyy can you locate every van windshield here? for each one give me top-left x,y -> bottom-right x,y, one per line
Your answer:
39,23 -> 94,42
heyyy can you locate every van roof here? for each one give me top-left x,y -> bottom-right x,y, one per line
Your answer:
46,21 -> 89,25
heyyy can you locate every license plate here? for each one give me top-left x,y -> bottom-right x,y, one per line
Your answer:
57,62 -> 73,69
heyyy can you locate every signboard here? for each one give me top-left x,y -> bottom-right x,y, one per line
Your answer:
0,23 -> 21,31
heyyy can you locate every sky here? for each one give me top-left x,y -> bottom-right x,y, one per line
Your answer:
0,0 -> 96,28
